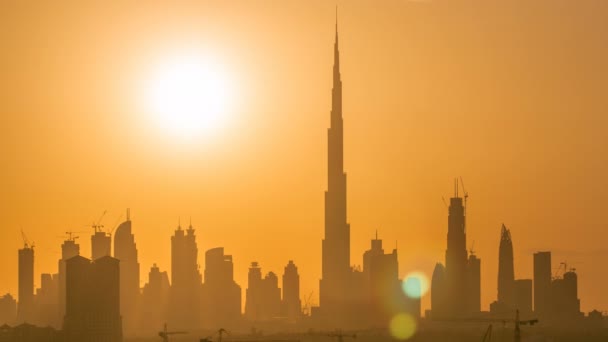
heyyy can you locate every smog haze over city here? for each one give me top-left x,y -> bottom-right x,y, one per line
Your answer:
1,1 -> 608,342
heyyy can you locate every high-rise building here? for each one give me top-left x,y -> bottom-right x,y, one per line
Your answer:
245,263 -> 281,322
551,270 -> 581,319
533,251 -> 551,316
140,264 -> 170,334
114,208 -> 140,334
91,230 -> 111,260
245,262 -> 263,321
17,245 -> 34,323
169,221 -> 202,330
514,279 -> 533,315
63,255 -> 122,342
58,236 -> 80,323
497,224 -> 515,307
466,254 -> 481,313
444,181 -> 468,317
281,260 -> 301,322
430,263 -> 446,317
319,17 -> 353,324
201,247 -> 242,329
35,273 -> 59,328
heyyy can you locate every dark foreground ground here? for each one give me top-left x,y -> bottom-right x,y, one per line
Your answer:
126,325 -> 608,342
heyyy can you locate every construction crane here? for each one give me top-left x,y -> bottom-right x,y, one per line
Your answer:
91,210 -> 107,233
327,330 -> 356,342
64,231 -> 82,242
200,328 -> 228,342
437,310 -> 537,342
158,323 -> 187,342
21,229 -> 34,249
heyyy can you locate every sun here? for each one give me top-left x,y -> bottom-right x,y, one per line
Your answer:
142,53 -> 234,141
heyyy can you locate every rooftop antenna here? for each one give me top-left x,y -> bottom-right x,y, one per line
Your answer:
126,208 -> 131,221
375,229 -> 378,240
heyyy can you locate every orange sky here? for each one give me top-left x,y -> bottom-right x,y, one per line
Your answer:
1,1 -> 608,315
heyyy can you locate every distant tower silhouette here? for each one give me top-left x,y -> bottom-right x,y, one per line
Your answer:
113,208 -> 140,334
320,14 -> 352,320
169,220 -> 202,330
63,255 -> 122,342
430,263 -> 446,317
0,294 -> 17,325
245,262 -> 263,321
533,251 -> 551,316
91,230 -> 111,260
140,264 -> 170,334
444,180 -> 468,317
466,254 -> 481,313
58,235 -> 80,324
282,260 -> 302,322
17,245 -> 34,323
497,224 -> 515,307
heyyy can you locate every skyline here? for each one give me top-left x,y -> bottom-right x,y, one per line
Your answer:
2,0 -> 608,319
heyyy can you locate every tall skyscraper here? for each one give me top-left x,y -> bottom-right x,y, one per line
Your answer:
201,247 -> 242,329
169,221 -> 202,330
444,181 -> 468,317
17,245 -> 34,323
113,209 -> 140,334
58,236 -> 80,323
281,260 -> 301,323
533,251 -> 551,316
320,17 -> 352,319
497,224 -> 515,307
63,255 -> 122,342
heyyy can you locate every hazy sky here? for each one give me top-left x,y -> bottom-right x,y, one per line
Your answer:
1,1 -> 608,314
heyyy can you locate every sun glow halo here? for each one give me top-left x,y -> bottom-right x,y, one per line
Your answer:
142,54 -> 234,141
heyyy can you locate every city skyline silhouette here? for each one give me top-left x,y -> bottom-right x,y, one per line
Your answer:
1,1 -> 608,341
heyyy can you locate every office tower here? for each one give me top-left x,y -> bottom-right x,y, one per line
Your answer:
169,221 -> 202,330
0,294 -> 17,325
282,260 -> 301,322
514,279 -> 533,315
114,209 -> 140,334
58,236 -> 80,322
140,264 -> 170,334
533,251 -> 551,316
201,247 -> 242,329
320,18 -> 352,321
91,230 -> 111,260
430,263 -> 446,318
444,181 -> 468,317
63,255 -> 122,342
17,245 -> 34,323
497,224 -> 515,308
466,254 -> 481,313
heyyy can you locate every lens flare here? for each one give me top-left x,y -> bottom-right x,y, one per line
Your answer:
389,313 -> 417,340
402,271 -> 430,299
